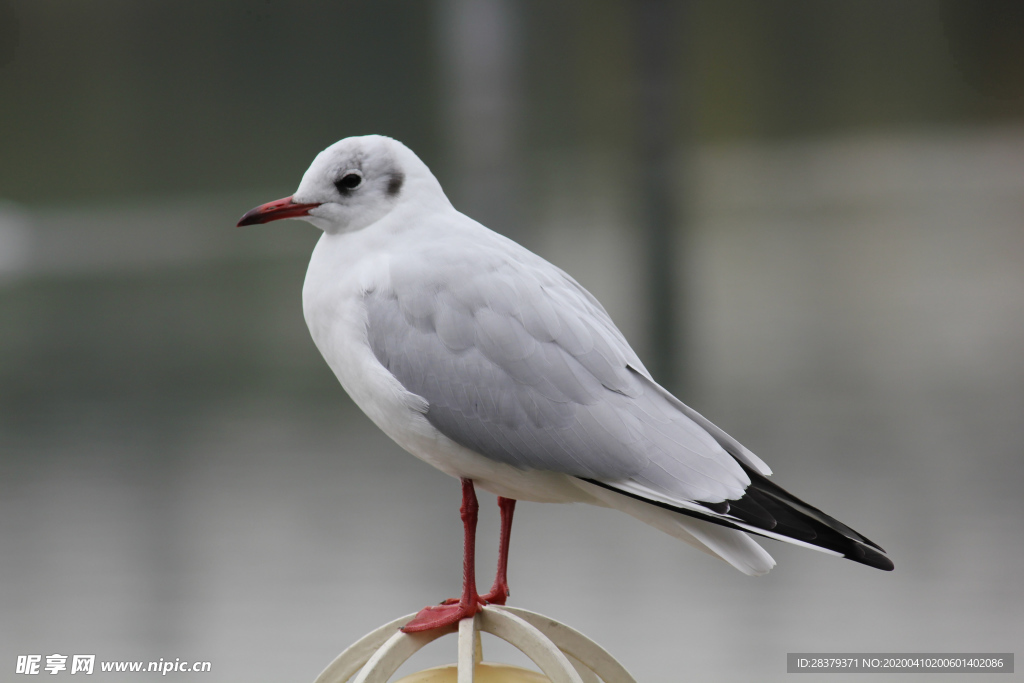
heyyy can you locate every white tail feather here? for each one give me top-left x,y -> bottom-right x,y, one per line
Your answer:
574,479 -> 776,576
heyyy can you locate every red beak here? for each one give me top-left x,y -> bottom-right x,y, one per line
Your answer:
236,196 -> 321,226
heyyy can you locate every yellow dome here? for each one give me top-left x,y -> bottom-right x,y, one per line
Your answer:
394,662 -> 551,683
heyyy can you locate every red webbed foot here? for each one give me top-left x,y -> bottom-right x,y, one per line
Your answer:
402,598 -> 484,632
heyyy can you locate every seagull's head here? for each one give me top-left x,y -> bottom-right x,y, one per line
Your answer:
237,135 -> 445,233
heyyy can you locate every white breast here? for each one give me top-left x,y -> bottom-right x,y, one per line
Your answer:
302,229 -> 428,444
300,227 -> 596,505
301,227 -> 593,505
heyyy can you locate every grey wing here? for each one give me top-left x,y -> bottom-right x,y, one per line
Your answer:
366,248 -> 752,504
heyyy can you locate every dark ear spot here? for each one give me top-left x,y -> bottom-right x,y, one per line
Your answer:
386,172 -> 405,197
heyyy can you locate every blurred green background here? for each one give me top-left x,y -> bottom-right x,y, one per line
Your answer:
2,1 -> 1023,681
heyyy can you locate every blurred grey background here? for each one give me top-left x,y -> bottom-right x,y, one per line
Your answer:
1,1 -> 1023,681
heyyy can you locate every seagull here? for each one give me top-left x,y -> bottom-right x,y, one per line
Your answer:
237,134 -> 893,632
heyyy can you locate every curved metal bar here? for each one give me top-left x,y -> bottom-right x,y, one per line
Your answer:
564,652 -> 603,683
351,624 -> 456,683
313,613 -> 454,683
456,615 -> 481,683
313,613 -> 417,683
313,606 -> 636,683
495,607 -> 637,683
476,607 -> 584,683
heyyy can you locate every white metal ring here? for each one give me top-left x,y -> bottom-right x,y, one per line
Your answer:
312,606 -> 637,683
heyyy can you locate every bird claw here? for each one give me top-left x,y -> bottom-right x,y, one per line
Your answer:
479,584 -> 509,606
436,583 -> 508,608
402,600 -> 482,632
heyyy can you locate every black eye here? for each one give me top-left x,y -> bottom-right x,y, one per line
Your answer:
335,172 -> 363,192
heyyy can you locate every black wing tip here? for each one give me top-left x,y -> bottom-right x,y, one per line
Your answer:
581,476 -> 895,571
847,543 -> 895,571
733,464 -> 895,569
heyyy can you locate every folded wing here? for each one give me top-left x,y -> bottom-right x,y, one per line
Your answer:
365,241 -> 892,572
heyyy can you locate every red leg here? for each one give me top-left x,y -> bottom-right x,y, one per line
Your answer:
402,479 -> 484,632
481,497 -> 516,605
